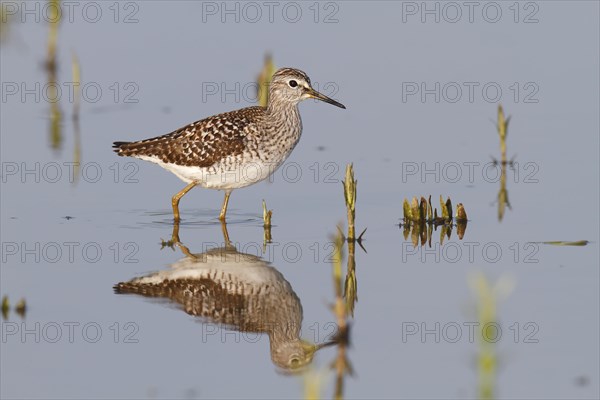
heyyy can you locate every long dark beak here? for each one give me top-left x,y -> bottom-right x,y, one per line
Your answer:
306,87 -> 346,109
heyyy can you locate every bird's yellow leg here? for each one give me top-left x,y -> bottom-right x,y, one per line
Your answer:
220,220 -> 232,247
171,182 -> 197,222
170,219 -> 181,244
163,220 -> 195,258
219,191 -> 232,221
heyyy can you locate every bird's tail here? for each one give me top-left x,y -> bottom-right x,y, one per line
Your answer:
113,136 -> 170,158
112,141 -> 131,156
113,141 -> 156,158
113,280 -> 167,296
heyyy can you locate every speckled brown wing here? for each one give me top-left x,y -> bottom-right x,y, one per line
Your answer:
115,277 -> 249,323
113,107 -> 265,168
113,268 -> 303,333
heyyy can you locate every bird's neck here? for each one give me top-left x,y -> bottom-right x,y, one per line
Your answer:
266,99 -> 299,119
269,321 -> 302,342
265,101 -> 302,139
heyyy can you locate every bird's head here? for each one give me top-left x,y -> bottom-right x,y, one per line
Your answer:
270,339 -> 321,373
268,67 -> 345,109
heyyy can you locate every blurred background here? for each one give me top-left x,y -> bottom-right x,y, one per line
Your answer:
1,1 -> 598,399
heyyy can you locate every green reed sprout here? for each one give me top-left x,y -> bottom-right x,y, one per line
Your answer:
455,203 -> 467,222
440,195 -> 449,220
262,199 -> 272,227
403,198 -> 412,222
402,195 -> 467,245
342,164 -> 357,240
262,200 -> 273,250
497,105 -> 510,164
257,54 -> 276,107
403,195 -> 463,226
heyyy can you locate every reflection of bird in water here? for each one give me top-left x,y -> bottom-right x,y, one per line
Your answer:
115,224 -> 326,371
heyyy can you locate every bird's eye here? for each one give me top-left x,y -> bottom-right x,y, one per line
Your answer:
288,80 -> 298,88
290,358 -> 300,367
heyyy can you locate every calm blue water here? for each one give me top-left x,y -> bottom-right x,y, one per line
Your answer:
1,2 -> 598,399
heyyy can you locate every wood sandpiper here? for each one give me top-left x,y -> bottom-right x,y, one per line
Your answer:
113,68 -> 345,221
114,223 -> 334,371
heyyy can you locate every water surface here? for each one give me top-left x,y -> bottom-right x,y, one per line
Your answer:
1,2 -> 599,399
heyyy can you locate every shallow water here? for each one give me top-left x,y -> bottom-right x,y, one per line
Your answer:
1,2 -> 599,399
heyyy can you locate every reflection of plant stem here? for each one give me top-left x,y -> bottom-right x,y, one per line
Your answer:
497,163 -> 510,222
333,360 -> 345,400
263,225 -> 272,252
48,65 -> 62,150
439,223 -> 447,246
72,52 -> 81,183
304,230 -> 356,399
334,235 -> 346,382
331,230 -> 353,400
303,369 -> 326,400
46,0 -> 62,150
332,232 -> 344,300
72,113 -> 81,181
344,240 -> 357,317
469,273 -> 497,400
469,273 -> 514,400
